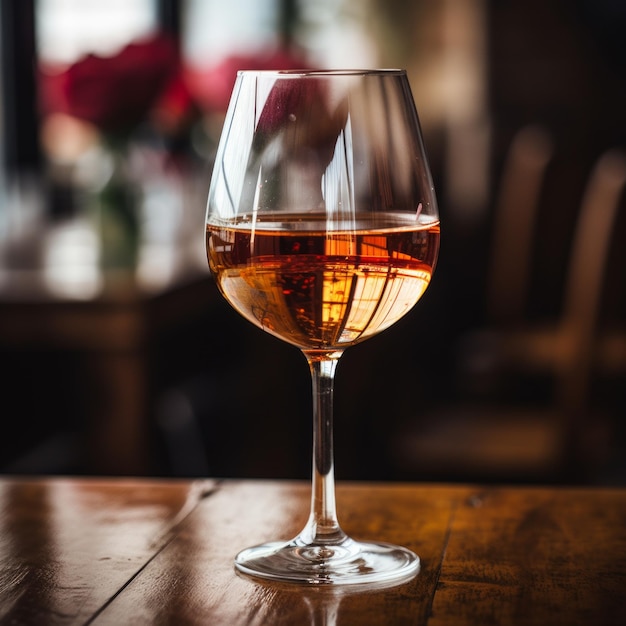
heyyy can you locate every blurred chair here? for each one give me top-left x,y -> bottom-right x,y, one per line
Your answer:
494,149 -> 626,473
454,125 -> 554,397
486,124 -> 555,325
392,146 -> 626,483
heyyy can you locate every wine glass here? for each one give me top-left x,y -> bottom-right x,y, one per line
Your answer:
205,69 -> 439,585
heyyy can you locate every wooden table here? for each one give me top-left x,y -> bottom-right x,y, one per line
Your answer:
0,259 -> 215,476
1,477 -> 624,625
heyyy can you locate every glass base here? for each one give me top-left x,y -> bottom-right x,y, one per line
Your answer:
234,536 -> 420,585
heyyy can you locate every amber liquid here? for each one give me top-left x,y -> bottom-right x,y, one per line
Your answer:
207,213 -> 440,350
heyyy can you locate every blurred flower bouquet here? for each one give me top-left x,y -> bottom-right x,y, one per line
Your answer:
39,33 -> 197,272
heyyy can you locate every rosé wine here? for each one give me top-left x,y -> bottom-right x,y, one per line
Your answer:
207,212 -> 439,350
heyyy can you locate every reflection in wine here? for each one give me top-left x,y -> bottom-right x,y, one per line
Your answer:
207,213 -> 439,350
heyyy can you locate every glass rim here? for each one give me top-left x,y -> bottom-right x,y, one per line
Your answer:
235,68 -> 406,78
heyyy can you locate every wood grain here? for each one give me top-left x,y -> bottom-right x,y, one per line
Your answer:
1,478 -> 625,625
0,477 -> 214,625
431,487 -> 626,626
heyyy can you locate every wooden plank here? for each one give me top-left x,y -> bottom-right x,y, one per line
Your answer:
0,477 -> 213,625
429,487 -> 626,626
95,480 -> 467,625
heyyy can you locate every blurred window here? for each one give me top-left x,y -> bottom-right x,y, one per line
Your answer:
35,0 -> 158,65
183,0 -> 277,65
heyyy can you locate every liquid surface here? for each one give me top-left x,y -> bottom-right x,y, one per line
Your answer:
207,213 -> 440,350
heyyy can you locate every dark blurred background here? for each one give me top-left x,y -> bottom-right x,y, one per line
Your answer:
0,0 -> 624,485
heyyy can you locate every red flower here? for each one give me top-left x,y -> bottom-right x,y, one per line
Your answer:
39,34 -> 180,135
150,71 -> 198,135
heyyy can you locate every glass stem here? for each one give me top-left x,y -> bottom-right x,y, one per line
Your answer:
300,351 -> 348,546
